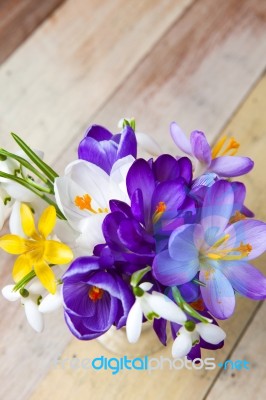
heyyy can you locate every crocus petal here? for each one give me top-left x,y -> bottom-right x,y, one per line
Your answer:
23,298 -> 44,332
172,329 -> 192,358
170,122 -> 192,155
196,323 -> 226,344
12,254 -> 32,282
2,285 -> 20,301
222,261 -> 266,300
117,126 -> 137,160
201,180 -> 234,239
38,206 -> 56,238
153,249 -> 199,286
210,156 -> 254,177
44,240 -> 73,265
39,290 -> 63,313
34,261 -> 57,294
0,234 -> 27,254
169,224 -> 203,259
223,219 -> 266,260
20,203 -> 36,238
126,300 -> 143,343
200,269 -> 235,320
146,292 -> 187,323
190,131 -> 211,166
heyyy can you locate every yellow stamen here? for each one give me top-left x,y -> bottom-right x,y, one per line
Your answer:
212,234 -> 230,248
229,211 -> 246,224
212,135 -> 240,159
207,240 -> 252,261
88,286 -> 104,302
74,194 -> 108,214
153,201 -> 167,224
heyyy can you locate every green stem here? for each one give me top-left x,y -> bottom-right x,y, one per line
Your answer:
11,133 -> 59,182
13,271 -> 36,292
172,286 -> 211,323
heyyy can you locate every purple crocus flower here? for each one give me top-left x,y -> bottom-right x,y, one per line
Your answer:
63,256 -> 134,339
170,122 -> 254,177
78,124 -> 137,174
153,180 -> 266,320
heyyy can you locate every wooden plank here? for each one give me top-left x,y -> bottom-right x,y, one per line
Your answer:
206,301 -> 266,400
0,0 -> 65,64
0,1 -> 195,399
30,0 -> 266,171
0,0 -> 194,158
28,70 -> 266,400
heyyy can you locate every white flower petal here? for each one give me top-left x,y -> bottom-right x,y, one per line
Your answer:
39,290 -> 62,313
146,291 -> 187,323
196,323 -> 226,344
76,214 -> 105,253
28,281 -> 43,295
172,329 -> 193,358
23,299 -> 44,333
136,132 -> 162,156
3,181 -> 37,202
139,282 -> 153,292
9,201 -> 25,236
126,300 -> 143,343
109,156 -> 135,203
2,285 -> 20,301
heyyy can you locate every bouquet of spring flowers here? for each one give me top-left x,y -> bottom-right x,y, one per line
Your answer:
1,119 -> 266,360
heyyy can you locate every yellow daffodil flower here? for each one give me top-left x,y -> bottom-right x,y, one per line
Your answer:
0,204 -> 73,294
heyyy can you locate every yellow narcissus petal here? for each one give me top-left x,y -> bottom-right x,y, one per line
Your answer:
38,206 -> 56,238
44,240 -> 73,265
34,261 -> 56,294
20,204 -> 37,238
12,254 -> 32,282
0,234 -> 27,254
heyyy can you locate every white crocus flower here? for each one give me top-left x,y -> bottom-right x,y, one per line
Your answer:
54,156 -> 134,253
172,320 -> 226,358
126,282 -> 187,344
2,282 -> 44,333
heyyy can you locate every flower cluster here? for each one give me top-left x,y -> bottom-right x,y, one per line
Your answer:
1,120 -> 266,360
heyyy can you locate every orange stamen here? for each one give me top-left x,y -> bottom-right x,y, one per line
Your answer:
75,194 -> 108,214
212,135 -> 240,159
153,201 -> 167,224
229,211 -> 246,224
88,286 -> 104,302
190,298 -> 205,311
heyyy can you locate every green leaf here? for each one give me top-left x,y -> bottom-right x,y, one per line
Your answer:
11,133 -> 59,182
130,266 -> 151,287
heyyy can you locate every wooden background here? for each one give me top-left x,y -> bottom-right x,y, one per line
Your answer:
0,0 -> 266,399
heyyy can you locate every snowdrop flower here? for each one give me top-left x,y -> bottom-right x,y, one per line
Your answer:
172,320 -> 226,358
38,286 -> 63,314
2,282 -> 44,332
126,282 -> 187,343
54,157 -> 134,253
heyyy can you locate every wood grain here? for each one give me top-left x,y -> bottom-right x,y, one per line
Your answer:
0,1 -> 195,399
206,301 -> 266,400
0,0 -> 65,64
28,67 -> 266,400
0,0 -> 194,158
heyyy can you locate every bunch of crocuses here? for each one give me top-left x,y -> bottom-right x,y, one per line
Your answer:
0,119 -> 266,360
